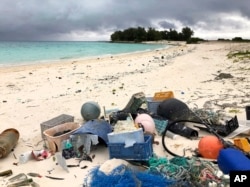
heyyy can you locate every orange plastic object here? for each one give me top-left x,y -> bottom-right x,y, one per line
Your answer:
234,138 -> 250,152
153,91 -> 174,101
198,136 -> 224,159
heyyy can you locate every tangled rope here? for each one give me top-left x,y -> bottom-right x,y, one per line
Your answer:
148,155 -> 230,187
191,107 -> 227,125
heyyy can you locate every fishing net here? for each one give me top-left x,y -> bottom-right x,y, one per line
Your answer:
84,164 -> 175,187
148,155 -> 230,187
148,155 -> 191,186
191,107 -> 227,125
84,154 -> 229,187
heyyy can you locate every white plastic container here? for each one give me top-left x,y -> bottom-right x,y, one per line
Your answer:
108,128 -> 144,148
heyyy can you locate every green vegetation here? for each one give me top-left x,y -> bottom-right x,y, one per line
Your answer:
228,109 -> 240,114
218,37 -> 250,42
110,26 -> 197,43
232,37 -> 250,42
227,50 -> 250,61
186,37 -> 205,44
111,26 -> 250,44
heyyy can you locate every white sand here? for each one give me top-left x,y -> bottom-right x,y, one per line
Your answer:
0,41 -> 250,186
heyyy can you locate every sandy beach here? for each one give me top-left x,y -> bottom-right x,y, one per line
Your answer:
0,41 -> 250,186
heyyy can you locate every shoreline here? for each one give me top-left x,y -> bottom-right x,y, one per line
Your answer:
0,42 -> 177,74
0,41 -> 250,186
0,46 -> 170,71
0,41 -> 170,69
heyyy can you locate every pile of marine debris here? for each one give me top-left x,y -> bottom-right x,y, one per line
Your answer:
1,91 -> 250,187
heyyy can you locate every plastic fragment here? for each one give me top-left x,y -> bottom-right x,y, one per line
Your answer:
0,170 -> 13,177
7,178 -> 33,187
81,165 -> 88,169
27,173 -> 42,178
45,176 -> 64,180
8,173 -> 27,182
55,152 -> 69,172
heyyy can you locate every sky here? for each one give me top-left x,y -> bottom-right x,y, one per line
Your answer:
0,0 -> 249,41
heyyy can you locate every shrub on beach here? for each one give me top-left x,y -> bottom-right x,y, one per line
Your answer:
186,37 -> 205,44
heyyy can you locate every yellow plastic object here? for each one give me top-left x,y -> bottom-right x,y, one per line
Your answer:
234,138 -> 250,152
153,91 -> 174,101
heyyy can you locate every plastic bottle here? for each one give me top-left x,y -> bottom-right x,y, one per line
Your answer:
70,135 -> 79,155
19,151 -> 33,164
165,131 -> 179,140
64,139 -> 73,149
0,128 -> 20,158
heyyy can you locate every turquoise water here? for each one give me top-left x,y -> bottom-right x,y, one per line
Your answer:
0,41 -> 168,66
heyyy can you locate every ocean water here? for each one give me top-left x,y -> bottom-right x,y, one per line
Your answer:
0,41 -> 168,66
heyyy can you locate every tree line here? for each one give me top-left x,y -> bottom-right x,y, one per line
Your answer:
110,26 -> 200,43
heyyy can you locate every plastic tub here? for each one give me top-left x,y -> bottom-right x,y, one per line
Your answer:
43,122 -> 80,153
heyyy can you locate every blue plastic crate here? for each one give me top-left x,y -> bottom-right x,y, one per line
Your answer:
108,135 -> 153,161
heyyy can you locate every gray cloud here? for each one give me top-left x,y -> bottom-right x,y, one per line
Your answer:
158,21 -> 176,29
0,0 -> 249,41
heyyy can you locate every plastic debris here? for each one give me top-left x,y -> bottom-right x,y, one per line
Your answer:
27,173 -> 42,178
55,152 -> 69,172
7,178 -> 33,187
8,173 -> 27,182
19,150 -> 51,164
0,170 -> 13,177
45,176 -> 64,180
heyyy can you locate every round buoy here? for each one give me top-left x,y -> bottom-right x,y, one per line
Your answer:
135,113 -> 155,134
80,101 -> 101,121
198,135 -> 224,159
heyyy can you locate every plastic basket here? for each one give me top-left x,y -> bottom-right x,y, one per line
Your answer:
43,122 -> 80,153
40,114 -> 74,139
108,135 -> 153,161
108,128 -> 144,146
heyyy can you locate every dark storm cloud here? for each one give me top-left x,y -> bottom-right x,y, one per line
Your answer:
0,0 -> 249,41
158,21 -> 176,30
